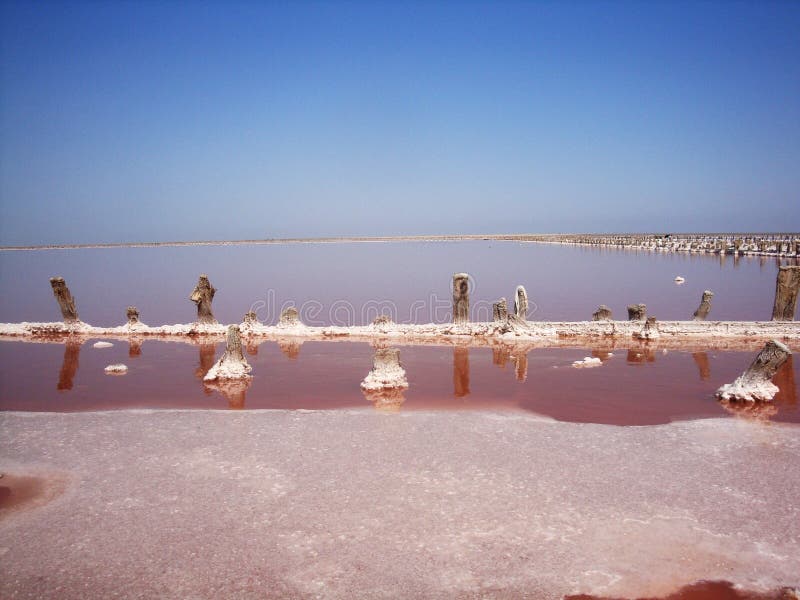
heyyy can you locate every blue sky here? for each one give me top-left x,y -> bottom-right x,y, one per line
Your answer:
1,1 -> 798,245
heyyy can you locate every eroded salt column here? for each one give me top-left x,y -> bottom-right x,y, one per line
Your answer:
692,291 -> 714,321
452,273 -> 470,324
243,311 -> 258,325
627,304 -> 647,321
278,306 -> 300,327
716,340 -> 792,402
771,265 -> 800,321
204,325 -> 252,381
189,274 -> 217,324
592,305 -> 613,321
361,347 -> 408,392
50,277 -> 79,323
492,298 -> 508,322
514,285 -> 528,320
636,316 -> 659,340
126,306 -> 140,326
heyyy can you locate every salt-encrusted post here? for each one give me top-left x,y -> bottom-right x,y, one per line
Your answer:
771,265 -> 800,321
716,340 -> 792,402
514,285 -> 528,320
452,273 -> 470,324
278,306 -> 300,327
190,274 -> 217,324
627,303 -> 646,321
592,305 -> 613,321
126,306 -> 140,326
203,324 -> 252,381
492,298 -> 508,322
693,291 -> 714,321
50,277 -> 79,323
361,347 -> 408,392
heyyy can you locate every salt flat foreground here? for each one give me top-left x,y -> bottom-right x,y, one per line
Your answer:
1,410 -> 798,599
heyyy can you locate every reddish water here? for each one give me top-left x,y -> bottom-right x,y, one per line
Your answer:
1,339 -> 797,425
567,580 -> 797,599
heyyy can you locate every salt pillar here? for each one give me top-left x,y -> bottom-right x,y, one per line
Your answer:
627,304 -> 646,321
592,305 -> 613,321
492,298 -> 508,322
716,340 -> 792,402
50,277 -> 79,323
278,306 -> 300,327
514,285 -> 529,320
452,273 -> 470,324
692,291 -> 714,321
203,325 -> 252,381
126,306 -> 140,326
771,265 -> 800,321
361,347 -> 408,391
190,274 -> 217,324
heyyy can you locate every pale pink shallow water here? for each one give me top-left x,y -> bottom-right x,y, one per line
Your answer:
0,339 -> 798,425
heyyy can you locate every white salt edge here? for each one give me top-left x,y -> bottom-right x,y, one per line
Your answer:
572,356 -> 602,368
93,341 -> 113,348
104,364 -> 128,373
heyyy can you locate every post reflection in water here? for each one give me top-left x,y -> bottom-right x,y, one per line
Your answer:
773,355 -> 797,406
245,340 -> 260,356
204,378 -> 251,410
362,388 -> 406,412
277,338 -> 302,360
591,349 -> 613,362
195,342 -> 217,396
128,337 -> 142,358
692,352 -> 711,380
453,346 -> 470,397
492,347 -> 510,369
627,346 -> 656,364
512,351 -> 528,382
57,339 -> 81,391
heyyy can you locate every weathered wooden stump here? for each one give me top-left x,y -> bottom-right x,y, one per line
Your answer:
514,285 -> 528,320
592,305 -> 613,321
771,265 -> 800,321
278,306 -> 300,327
716,340 -> 792,402
492,298 -> 508,322
126,306 -> 140,326
189,274 -> 217,324
203,325 -> 252,381
627,303 -> 646,321
452,273 -> 470,324
693,290 -> 714,321
50,277 -> 78,323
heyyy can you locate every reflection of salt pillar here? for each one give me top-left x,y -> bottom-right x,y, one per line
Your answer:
129,337 -> 142,357
492,346 -> 510,368
189,274 -> 217,324
205,378 -> 251,410
771,266 -> 800,321
692,291 -> 714,321
50,277 -> 79,323
57,339 -> 81,391
196,342 -> 217,387
716,340 -> 792,402
772,355 -> 796,406
452,273 -> 470,324
512,351 -> 528,382
453,347 -> 470,397
277,339 -> 302,359
692,352 -> 711,380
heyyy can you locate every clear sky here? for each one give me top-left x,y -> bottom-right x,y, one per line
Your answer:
1,1 -> 798,245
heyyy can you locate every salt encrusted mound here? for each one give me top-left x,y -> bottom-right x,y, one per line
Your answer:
572,356 -> 602,368
93,341 -> 113,348
203,325 -> 252,381
277,306 -> 304,329
716,339 -> 791,402
361,347 -> 408,391
104,364 -> 128,374
635,316 -> 660,340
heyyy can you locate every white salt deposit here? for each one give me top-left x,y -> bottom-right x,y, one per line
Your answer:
572,356 -> 602,368
103,364 -> 128,374
92,341 -> 113,348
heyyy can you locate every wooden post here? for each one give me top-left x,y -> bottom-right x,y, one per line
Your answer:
514,285 -> 528,320
492,298 -> 508,322
203,324 -> 252,381
126,306 -> 140,326
50,277 -> 79,323
692,290 -> 714,321
278,306 -> 300,326
771,265 -> 800,321
716,340 -> 792,402
189,274 -> 217,324
452,273 -> 470,324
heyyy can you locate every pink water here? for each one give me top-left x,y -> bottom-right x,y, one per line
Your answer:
1,339 -> 797,425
